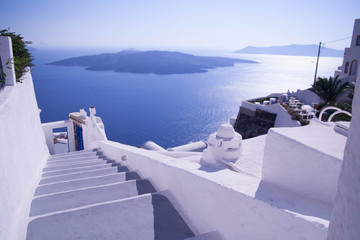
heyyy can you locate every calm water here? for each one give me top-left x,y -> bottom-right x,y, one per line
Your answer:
31,49 -> 342,148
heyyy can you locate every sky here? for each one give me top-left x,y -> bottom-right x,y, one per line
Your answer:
1,0 -> 359,51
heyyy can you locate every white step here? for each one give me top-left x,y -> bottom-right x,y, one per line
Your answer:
43,161 -> 111,172
42,164 -> 112,177
30,179 -> 156,216
27,194 -> 195,240
27,151 -> 199,240
35,172 -> 141,196
39,167 -> 129,185
46,158 -> 110,167
47,156 -> 105,165
48,150 -> 99,160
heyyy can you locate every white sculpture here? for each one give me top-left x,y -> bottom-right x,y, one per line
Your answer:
201,124 -> 243,168
79,109 -> 87,119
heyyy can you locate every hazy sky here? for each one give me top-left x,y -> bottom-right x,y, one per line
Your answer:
1,0 -> 359,50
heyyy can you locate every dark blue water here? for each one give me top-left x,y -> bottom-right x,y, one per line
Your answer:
31,49 -> 342,148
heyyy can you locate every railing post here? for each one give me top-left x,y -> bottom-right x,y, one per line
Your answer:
0,36 -> 16,86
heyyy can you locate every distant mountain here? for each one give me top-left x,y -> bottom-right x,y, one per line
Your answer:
47,50 -> 257,75
26,46 -> 37,52
234,44 -> 344,57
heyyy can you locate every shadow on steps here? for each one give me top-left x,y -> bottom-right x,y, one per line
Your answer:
27,193 -> 195,240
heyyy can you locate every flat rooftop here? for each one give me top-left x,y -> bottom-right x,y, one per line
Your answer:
271,120 -> 347,160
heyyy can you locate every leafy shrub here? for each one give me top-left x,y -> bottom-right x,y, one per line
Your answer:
299,119 -> 310,126
249,97 -> 278,104
0,60 -> 5,87
310,76 -> 348,105
331,113 -> 352,122
287,107 -> 294,115
291,112 -> 301,121
0,28 -> 34,82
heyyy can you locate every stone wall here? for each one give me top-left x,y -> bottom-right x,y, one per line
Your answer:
234,107 -> 277,139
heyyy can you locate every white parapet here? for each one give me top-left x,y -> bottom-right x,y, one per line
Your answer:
167,141 -> 207,152
69,107 -> 108,150
142,141 -> 166,151
261,120 -> 347,204
94,138 -> 330,239
229,115 -> 237,127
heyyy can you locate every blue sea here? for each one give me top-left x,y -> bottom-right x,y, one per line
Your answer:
31,48 -> 342,148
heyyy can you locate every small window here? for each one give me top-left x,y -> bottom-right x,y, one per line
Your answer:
344,62 -> 350,73
350,60 -> 358,76
357,35 -> 360,46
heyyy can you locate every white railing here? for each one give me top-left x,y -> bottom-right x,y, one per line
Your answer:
328,110 -> 352,122
82,108 -> 108,150
319,106 -> 352,122
241,100 -> 257,112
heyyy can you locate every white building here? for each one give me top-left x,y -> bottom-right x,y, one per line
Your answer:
335,18 -> 360,83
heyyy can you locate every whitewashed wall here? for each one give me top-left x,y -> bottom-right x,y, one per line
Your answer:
0,69 -> 49,240
296,89 -> 320,106
97,140 -> 327,240
327,65 -> 360,239
335,19 -> 360,81
241,100 -> 300,128
262,124 -> 345,204
258,103 -> 300,127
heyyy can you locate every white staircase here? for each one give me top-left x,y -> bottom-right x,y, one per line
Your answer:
26,149 -> 208,240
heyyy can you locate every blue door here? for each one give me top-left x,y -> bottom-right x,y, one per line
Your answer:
76,125 -> 84,150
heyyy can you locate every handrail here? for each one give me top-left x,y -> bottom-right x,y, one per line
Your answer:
319,106 -> 342,121
319,106 -> 352,122
328,110 -> 352,122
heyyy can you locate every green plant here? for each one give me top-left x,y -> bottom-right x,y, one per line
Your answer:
314,82 -> 354,120
310,76 -> 348,105
287,107 -> 294,115
0,58 -> 13,88
249,97 -> 277,104
0,60 -> 6,87
335,84 -> 355,113
335,101 -> 352,114
299,119 -> 310,126
314,102 -> 326,118
280,103 -> 288,110
291,112 -> 301,121
0,28 -> 34,82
